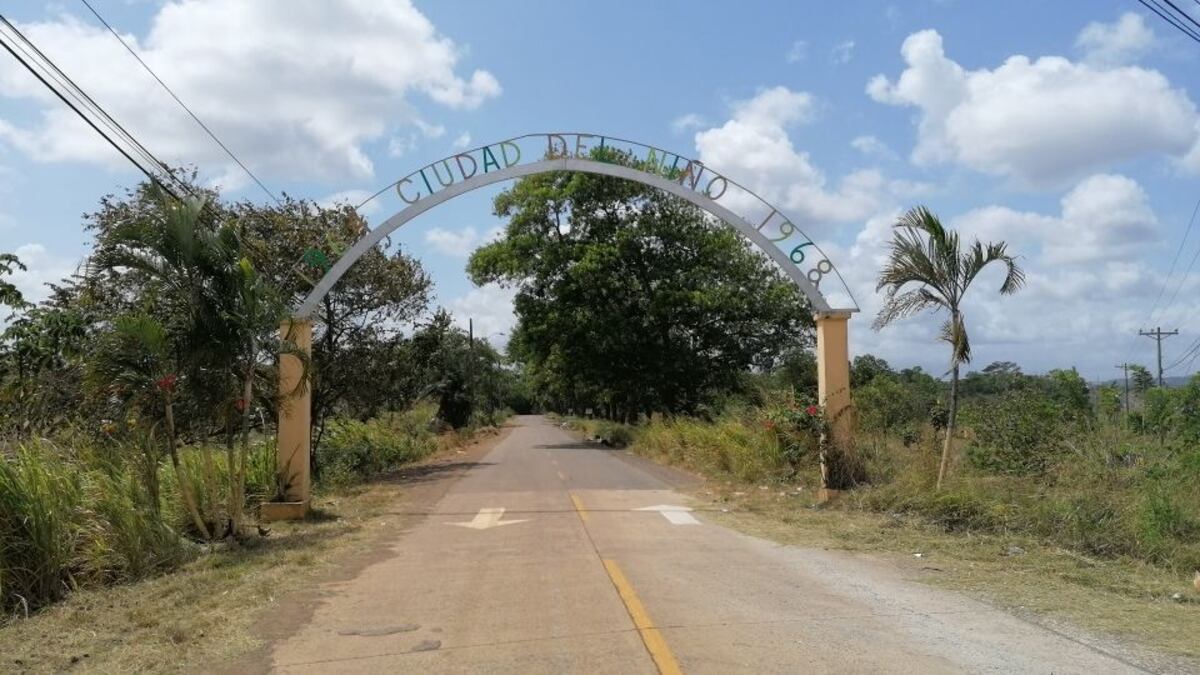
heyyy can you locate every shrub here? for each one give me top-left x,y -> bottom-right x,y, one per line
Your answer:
964,389 -> 1070,475
319,413 -> 438,486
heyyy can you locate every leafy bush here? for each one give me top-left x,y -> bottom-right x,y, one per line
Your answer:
964,389 -> 1070,475
319,412 -> 438,486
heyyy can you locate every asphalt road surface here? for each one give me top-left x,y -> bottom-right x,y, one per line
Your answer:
267,415 -> 1154,674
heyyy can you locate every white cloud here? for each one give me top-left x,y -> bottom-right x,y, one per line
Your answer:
670,113 -> 706,134
831,40 -> 855,64
8,243 -> 77,305
0,1 -> 501,184
692,86 -> 920,227
423,225 -> 503,257
318,189 -> 382,217
1076,12 -> 1155,65
447,283 -> 516,343
953,173 -> 1157,265
786,40 -> 807,63
868,29 -> 1199,185
451,131 -> 472,149
835,174 -> 1178,377
850,135 -> 896,160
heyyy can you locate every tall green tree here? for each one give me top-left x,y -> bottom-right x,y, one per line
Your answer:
1130,364 -> 1154,394
468,149 -> 813,419
95,192 -> 289,538
236,199 -> 431,455
874,206 -> 1025,489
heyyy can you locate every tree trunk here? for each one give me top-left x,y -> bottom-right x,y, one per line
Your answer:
937,361 -> 960,490
165,396 -> 211,539
232,356 -> 254,537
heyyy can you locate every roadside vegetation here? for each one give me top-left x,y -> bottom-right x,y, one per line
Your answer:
0,180 -> 518,623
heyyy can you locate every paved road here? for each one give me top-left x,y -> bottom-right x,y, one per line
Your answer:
268,415 -> 1150,674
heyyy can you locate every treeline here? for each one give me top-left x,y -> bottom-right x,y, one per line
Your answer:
468,147 -> 813,420
0,181 -> 517,616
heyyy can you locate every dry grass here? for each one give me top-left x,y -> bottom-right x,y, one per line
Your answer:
686,479 -> 1200,660
0,427 -> 503,674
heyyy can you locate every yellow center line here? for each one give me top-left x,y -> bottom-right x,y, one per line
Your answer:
602,559 -> 683,675
569,492 -> 588,522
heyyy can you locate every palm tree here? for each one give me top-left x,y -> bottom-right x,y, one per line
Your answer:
873,206 -> 1025,489
97,191 -> 286,538
88,314 -> 210,538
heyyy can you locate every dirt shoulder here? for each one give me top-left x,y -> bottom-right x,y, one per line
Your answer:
0,426 -> 510,675
597,438 -> 1200,670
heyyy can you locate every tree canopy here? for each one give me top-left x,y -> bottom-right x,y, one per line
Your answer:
467,150 -> 813,419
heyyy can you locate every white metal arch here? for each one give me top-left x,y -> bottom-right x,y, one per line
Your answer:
295,139 -> 858,318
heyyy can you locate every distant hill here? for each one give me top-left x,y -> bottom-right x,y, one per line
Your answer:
1097,374 -> 1194,389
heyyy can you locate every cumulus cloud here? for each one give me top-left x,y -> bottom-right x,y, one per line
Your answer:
850,135 -> 896,160
451,131 -> 472,149
692,86 -> 921,228
834,174 -> 1176,376
1076,12 -> 1155,65
868,29 -> 1199,185
319,189 -> 382,217
8,243 -> 78,304
670,113 -> 706,134
423,225 -> 503,257
954,173 -> 1157,265
0,1 -> 501,184
447,283 -> 517,342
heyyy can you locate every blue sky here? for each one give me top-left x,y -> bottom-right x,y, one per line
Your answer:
2,0 -> 1199,380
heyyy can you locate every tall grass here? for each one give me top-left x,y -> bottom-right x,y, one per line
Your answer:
1,402 -> 452,619
0,445 -> 83,615
621,407 -> 1200,574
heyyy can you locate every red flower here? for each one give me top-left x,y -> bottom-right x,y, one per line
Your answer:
155,374 -> 177,393
763,420 -> 776,430
234,398 -> 247,412
805,405 -> 819,416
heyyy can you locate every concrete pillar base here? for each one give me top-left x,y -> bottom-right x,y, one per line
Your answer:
816,488 -> 844,504
815,311 -> 854,490
275,317 -> 313,518
261,500 -> 309,522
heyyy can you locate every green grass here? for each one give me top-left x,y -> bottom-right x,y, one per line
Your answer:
0,400 -> 490,621
603,411 -> 1200,659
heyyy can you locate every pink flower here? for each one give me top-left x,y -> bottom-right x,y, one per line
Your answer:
805,405 -> 819,416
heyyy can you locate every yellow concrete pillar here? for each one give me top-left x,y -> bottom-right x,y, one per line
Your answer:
815,311 -> 853,495
265,317 -> 312,520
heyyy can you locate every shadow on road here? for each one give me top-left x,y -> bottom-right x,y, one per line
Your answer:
531,442 -> 619,451
378,461 -> 495,485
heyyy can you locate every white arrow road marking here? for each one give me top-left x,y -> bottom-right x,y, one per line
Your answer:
635,504 -> 700,525
449,507 -> 529,530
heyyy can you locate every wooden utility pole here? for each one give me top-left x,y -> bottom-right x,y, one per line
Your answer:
1115,363 -> 1130,413
1139,327 -> 1179,387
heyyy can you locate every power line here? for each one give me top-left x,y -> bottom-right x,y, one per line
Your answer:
1122,196 -> 1200,363
0,15 -> 186,199
1164,336 -> 1200,372
1140,327 -> 1180,386
1137,0 -> 1200,43
76,0 -> 279,205
1160,0 -> 1200,31
1147,198 -> 1200,327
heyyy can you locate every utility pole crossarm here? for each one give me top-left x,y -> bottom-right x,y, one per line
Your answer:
1115,363 -> 1130,413
1139,327 -> 1179,387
